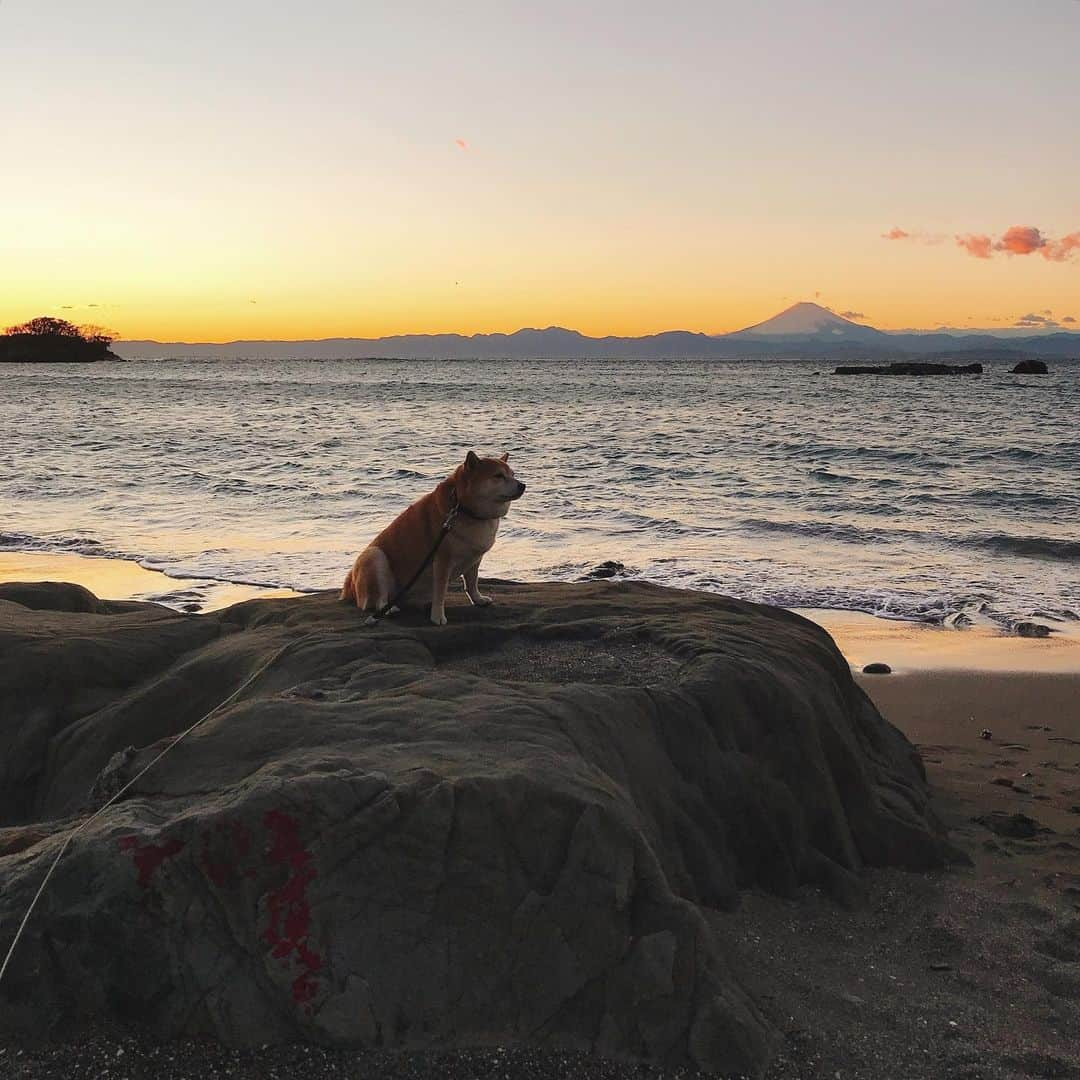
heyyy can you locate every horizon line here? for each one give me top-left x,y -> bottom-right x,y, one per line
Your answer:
114,324 -> 1079,346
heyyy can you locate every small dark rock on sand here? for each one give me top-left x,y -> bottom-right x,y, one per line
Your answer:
1014,621 -> 1052,638
974,812 -> 1047,839
862,662 -> 892,674
1010,359 -> 1049,374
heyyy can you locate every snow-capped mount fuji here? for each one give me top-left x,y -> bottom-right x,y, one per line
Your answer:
730,302 -> 887,342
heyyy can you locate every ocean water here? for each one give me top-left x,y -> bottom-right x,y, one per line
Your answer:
1,357 -> 1077,626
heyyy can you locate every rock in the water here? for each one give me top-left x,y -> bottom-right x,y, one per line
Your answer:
1010,360 -> 1048,374
1014,621 -> 1052,638
833,362 -> 983,376
581,560 -> 628,580
0,580 -> 957,1076
943,611 -> 974,629
862,662 -> 892,675
0,332 -> 118,364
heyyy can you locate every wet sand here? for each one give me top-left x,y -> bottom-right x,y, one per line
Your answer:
806,608 -> 1080,675
0,551 -> 298,612
2,552 -> 1079,1078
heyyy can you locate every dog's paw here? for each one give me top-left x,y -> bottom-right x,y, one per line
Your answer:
471,593 -> 494,607
430,611 -> 448,626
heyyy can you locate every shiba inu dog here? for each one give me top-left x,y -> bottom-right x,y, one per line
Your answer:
341,451 -> 526,625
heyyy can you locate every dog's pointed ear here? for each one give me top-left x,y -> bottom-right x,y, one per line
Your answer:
499,453 -> 509,463
464,450 -> 479,470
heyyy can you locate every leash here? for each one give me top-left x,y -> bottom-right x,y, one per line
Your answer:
371,492 -> 466,619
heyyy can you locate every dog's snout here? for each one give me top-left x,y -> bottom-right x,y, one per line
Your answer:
517,481 -> 526,495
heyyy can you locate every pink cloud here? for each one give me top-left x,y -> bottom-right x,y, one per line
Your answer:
947,224 -> 1080,262
881,227 -> 945,246
454,138 -> 468,151
956,233 -> 994,259
995,225 -> 1046,256
1043,232 -> 1080,262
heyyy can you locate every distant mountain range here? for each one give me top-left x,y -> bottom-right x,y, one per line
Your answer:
114,302 -> 1080,361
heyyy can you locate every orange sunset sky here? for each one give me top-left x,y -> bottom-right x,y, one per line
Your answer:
1,1 -> 1078,342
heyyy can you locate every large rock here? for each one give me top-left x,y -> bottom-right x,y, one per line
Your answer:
0,581 -> 956,1075
833,362 -> 983,375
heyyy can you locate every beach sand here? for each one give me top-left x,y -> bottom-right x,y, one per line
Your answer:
756,614 -> 1080,1075
2,551 -> 1078,1078
741,666 -> 1080,1078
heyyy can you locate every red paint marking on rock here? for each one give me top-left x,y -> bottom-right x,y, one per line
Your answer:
261,809 -> 323,1005
119,836 -> 185,888
293,971 -> 319,1005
